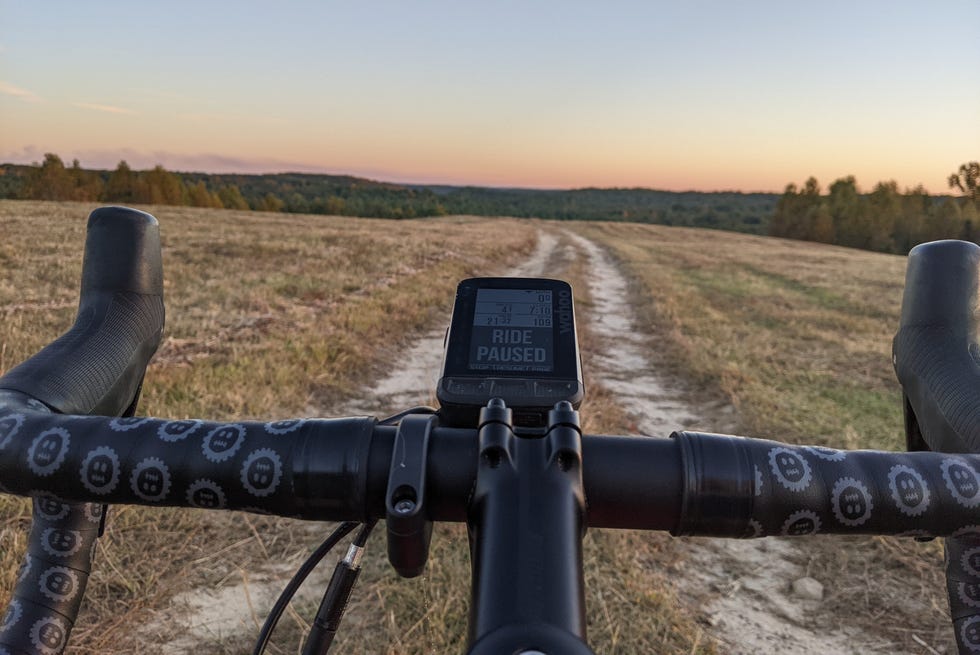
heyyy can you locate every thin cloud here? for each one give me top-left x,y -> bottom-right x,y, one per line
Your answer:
0,81 -> 41,102
73,102 -> 136,115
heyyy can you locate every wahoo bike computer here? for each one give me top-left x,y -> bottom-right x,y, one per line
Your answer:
437,277 -> 584,427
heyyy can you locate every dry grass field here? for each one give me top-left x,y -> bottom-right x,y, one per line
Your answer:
0,200 -> 955,653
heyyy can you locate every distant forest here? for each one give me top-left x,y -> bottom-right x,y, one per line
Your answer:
3,154 -> 977,255
0,154 -> 776,234
770,162 -> 979,254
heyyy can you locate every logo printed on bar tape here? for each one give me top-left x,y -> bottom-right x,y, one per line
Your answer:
34,494 -> 70,521
158,419 -> 203,442
39,566 -> 80,603
84,503 -> 104,523
943,459 -> 980,508
768,447 -> 813,492
109,417 -> 152,432
203,424 -> 246,463
888,465 -> 930,516
265,419 -> 306,435
781,510 -> 820,536
81,446 -> 121,494
961,615 -> 980,652
241,449 -> 283,497
954,526 -> 980,540
17,555 -> 33,583
0,599 -> 23,634
130,457 -> 172,502
41,528 -> 82,558
832,477 -> 873,527
0,413 -> 25,449
30,616 -> 69,655
961,547 -> 980,579
804,445 -> 847,462
187,479 -> 226,509
959,582 -> 980,609
27,428 -> 70,476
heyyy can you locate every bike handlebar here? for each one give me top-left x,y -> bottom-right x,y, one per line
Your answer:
4,394 -> 980,652
2,396 -> 979,538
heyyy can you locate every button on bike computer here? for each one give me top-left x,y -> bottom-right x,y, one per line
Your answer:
437,277 -> 584,427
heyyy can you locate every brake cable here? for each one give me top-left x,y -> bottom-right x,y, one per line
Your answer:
301,520 -> 378,655
252,521 -> 358,655
252,408 -> 426,654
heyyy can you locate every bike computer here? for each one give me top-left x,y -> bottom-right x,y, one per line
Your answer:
437,277 -> 584,427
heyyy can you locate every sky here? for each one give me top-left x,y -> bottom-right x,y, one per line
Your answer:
1,1 -> 978,193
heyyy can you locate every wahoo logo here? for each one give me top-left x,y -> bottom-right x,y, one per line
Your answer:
557,288 -> 573,335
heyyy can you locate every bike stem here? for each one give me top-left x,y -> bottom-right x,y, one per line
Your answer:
464,400 -> 596,655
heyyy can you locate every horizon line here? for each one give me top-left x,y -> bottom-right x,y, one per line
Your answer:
0,148 -> 956,197
0,157 -> 879,198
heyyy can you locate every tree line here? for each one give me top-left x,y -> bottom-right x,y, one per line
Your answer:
0,153 -> 777,230
1,154 -> 285,211
0,154 -> 459,216
7,153 -> 974,255
769,163 -> 980,254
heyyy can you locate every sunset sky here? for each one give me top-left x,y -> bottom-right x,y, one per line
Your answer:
1,1 -> 978,193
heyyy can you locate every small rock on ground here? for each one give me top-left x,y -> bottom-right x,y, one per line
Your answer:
792,577 -> 825,601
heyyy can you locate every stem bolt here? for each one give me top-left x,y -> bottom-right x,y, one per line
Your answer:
394,499 -> 416,514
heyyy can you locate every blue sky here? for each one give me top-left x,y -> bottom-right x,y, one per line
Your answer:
1,1 -> 977,192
